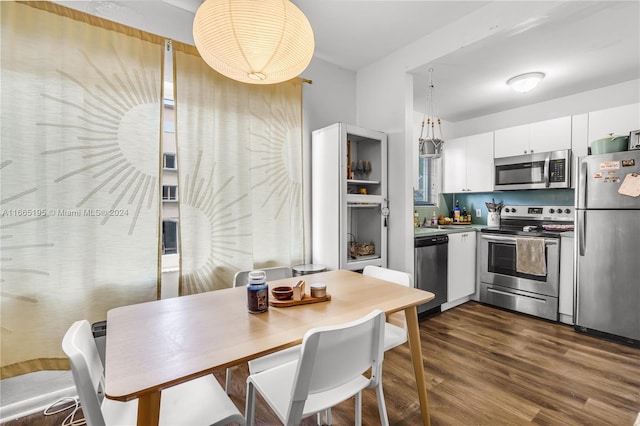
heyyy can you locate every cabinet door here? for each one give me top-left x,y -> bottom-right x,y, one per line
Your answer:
447,232 -> 476,302
442,136 -> 466,193
571,113 -> 589,160
494,124 -> 529,158
588,103 -> 640,142
464,132 -> 494,192
530,116 -> 572,153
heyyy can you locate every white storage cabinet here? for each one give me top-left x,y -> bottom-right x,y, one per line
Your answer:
311,123 -> 387,271
494,116 -> 572,158
443,132 -> 494,193
442,231 -> 476,311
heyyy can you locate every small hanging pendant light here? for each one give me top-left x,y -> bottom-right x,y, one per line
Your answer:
193,0 -> 315,85
418,68 -> 444,158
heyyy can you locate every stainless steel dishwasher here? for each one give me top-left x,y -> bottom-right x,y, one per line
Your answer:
414,234 -> 448,314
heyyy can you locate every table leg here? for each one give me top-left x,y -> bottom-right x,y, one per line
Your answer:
137,390 -> 161,426
404,305 -> 431,426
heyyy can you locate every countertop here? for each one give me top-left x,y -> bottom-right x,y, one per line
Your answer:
415,225 -> 574,238
414,224 -> 486,237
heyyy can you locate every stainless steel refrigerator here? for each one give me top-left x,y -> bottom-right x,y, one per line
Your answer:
575,150 -> 640,346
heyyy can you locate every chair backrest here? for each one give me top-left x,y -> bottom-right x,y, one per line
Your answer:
233,266 -> 292,288
287,310 -> 386,423
363,265 -> 412,287
62,320 -> 107,426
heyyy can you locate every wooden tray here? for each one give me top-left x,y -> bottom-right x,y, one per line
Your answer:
269,294 -> 331,308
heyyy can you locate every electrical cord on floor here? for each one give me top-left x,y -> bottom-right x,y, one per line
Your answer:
43,396 -> 85,426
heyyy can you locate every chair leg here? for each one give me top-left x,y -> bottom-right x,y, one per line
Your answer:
315,409 -> 331,425
245,381 -> 256,426
355,391 -> 362,426
375,383 -> 389,426
225,367 -> 232,395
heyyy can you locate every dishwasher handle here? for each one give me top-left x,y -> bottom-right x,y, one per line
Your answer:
415,235 -> 449,248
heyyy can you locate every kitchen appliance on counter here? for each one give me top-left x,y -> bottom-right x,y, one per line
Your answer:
494,149 -> 571,190
414,235 -> 448,315
575,150 -> 640,346
478,205 -> 574,321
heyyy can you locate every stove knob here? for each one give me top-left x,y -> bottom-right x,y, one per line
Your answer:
511,208 -> 516,213
504,208 -> 509,213
549,208 -> 555,214
564,208 -> 571,214
557,208 -> 563,214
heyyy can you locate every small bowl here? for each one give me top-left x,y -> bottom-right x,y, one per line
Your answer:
271,286 -> 293,300
310,283 -> 326,298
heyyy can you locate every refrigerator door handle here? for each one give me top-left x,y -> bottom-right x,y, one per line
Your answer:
578,210 -> 586,256
578,160 -> 588,208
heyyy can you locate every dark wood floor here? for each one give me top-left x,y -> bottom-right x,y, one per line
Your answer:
7,302 -> 640,425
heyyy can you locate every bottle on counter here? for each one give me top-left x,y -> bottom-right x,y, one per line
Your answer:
430,211 -> 437,225
453,200 -> 461,223
462,206 -> 468,222
414,210 -> 419,228
247,270 -> 269,314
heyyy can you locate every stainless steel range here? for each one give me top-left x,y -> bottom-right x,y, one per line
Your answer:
478,205 -> 574,321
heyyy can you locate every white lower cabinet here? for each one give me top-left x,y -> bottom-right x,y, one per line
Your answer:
443,231 -> 476,311
559,234 -> 574,325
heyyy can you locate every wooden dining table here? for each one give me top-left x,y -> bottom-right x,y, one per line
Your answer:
105,269 -> 435,426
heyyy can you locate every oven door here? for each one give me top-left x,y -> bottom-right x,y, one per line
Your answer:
478,233 -> 560,297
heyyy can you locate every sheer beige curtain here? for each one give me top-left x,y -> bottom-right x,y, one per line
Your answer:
0,2 -> 162,378
173,46 -> 305,295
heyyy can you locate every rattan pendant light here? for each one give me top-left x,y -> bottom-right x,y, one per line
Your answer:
193,0 -> 315,84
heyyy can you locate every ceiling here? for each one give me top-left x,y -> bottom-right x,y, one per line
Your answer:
71,0 -> 640,123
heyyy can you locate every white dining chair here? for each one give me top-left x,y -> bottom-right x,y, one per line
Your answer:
245,309 -> 389,426
224,266 -> 294,395
362,265 -> 412,351
62,320 -> 245,426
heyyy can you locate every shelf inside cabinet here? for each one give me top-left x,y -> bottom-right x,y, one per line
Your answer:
348,254 -> 380,263
346,194 -> 382,204
347,179 -> 380,185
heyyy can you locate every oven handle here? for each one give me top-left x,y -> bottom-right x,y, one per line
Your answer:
480,234 -> 558,246
544,154 -> 550,188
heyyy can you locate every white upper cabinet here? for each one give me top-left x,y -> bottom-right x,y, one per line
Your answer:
493,125 -> 529,158
494,116 -> 572,158
571,103 -> 640,158
588,103 -> 640,146
443,132 -> 493,193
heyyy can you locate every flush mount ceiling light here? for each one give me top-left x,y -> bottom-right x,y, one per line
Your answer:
193,0 -> 315,85
507,72 -> 545,93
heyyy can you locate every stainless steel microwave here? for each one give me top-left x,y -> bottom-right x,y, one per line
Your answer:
494,149 -> 571,190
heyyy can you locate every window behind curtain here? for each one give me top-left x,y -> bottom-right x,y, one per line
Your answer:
414,157 -> 440,206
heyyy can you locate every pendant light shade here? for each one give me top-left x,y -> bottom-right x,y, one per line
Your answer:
193,0 -> 315,85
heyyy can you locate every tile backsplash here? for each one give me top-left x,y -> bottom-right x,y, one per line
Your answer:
416,189 -> 574,225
